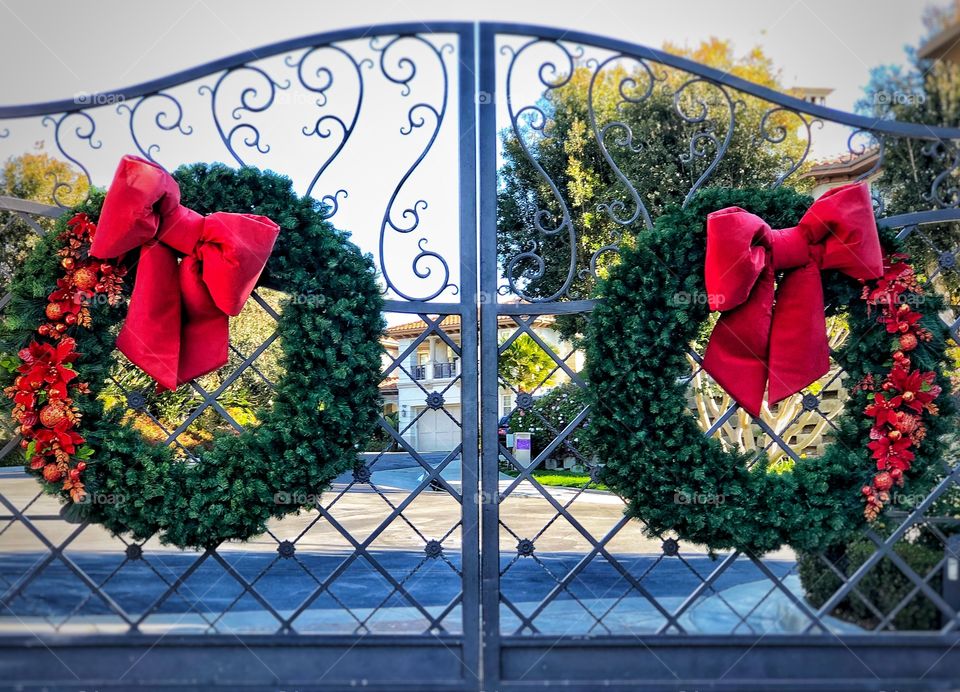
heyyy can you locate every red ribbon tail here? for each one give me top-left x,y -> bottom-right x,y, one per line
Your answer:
766,264 -> 830,405
116,242 -> 182,391
176,256 -> 230,385
703,320 -> 768,418
701,264 -> 775,419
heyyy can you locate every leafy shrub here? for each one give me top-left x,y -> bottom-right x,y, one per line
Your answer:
799,482 -> 960,631
366,410 -> 399,453
511,383 -> 594,464
798,538 -> 944,631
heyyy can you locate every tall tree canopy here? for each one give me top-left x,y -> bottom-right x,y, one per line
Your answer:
497,38 -> 813,330
856,8 -> 960,293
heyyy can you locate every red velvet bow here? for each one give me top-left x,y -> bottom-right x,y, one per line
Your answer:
91,156 -> 280,391
702,183 -> 883,417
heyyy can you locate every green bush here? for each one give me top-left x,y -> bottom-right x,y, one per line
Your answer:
799,483 -> 960,631
798,537 -> 945,631
366,410 -> 399,453
511,383 -> 594,464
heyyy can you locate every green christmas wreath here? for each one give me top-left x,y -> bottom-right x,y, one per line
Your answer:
587,187 -> 955,555
1,162 -> 384,549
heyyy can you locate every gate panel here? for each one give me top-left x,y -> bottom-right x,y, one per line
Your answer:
0,22 -> 479,690
480,22 -> 960,690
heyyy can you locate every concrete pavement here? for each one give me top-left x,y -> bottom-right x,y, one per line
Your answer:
0,461 -> 820,636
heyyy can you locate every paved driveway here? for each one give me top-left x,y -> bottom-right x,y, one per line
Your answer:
0,468 -> 820,636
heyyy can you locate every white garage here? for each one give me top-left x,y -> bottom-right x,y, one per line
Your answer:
412,405 -> 461,452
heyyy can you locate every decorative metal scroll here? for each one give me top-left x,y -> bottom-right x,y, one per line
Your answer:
0,27 -> 461,303
495,30 -> 960,302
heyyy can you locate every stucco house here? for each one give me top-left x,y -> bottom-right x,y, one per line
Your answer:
379,313 -> 582,452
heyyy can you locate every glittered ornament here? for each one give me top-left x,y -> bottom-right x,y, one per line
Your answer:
72,267 -> 98,291
42,464 -> 63,482
45,302 -> 64,320
874,471 -> 894,492
39,403 -> 67,428
899,332 -> 918,351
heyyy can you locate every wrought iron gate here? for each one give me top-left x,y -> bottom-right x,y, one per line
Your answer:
1,21 -> 960,690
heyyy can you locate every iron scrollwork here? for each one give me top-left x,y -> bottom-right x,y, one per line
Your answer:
674,77 -> 738,207
40,111 -> 100,207
200,65 -> 292,166
286,44 -> 372,218
117,92 -> 194,163
845,129 -> 886,215
586,53 -> 657,230
758,106 -> 820,189
375,34 -> 457,302
502,39 -> 582,302
923,138 -> 960,209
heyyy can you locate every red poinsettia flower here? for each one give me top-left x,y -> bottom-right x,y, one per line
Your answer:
882,308 -> 922,334
33,423 -> 85,456
864,393 -> 898,426
863,257 -> 920,309
887,367 -> 941,413
868,435 -> 915,469
16,338 -> 79,389
12,386 -> 36,409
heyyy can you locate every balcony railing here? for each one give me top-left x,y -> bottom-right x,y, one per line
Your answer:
434,361 -> 457,378
411,361 -> 458,380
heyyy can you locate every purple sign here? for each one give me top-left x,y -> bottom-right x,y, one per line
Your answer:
515,438 -> 531,451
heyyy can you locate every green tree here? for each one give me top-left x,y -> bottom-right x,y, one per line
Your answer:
1,152 -> 89,289
497,39 -> 813,336
856,14 -> 960,297
499,333 -> 557,393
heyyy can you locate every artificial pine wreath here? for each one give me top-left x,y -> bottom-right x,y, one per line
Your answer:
0,162 -> 384,549
587,187 -> 954,554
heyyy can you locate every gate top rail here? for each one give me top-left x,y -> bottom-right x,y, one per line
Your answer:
0,21 -> 958,142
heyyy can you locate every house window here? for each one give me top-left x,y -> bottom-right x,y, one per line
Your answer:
501,394 -> 513,416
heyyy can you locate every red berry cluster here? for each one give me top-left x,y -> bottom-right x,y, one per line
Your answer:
858,254 -> 941,520
2,213 -> 125,502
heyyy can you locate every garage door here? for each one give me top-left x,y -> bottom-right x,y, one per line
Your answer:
415,405 -> 461,452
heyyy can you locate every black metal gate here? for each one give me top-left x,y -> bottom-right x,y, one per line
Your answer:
1,21 -> 960,690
